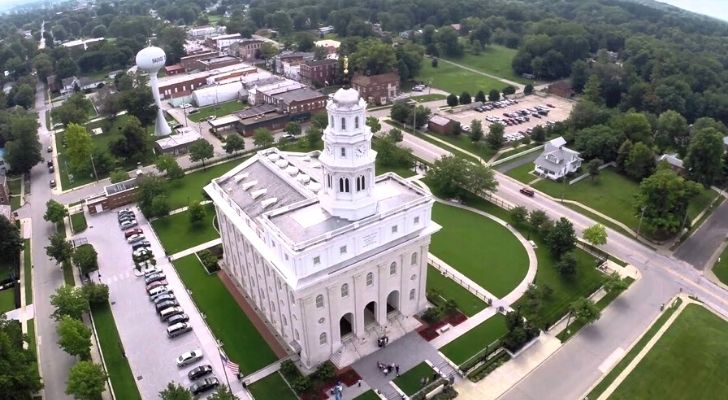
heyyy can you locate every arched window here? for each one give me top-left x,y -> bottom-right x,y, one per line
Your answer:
339,178 -> 344,192
361,176 -> 366,190
390,262 -> 397,275
411,252 -> 418,265
327,174 -> 332,188
341,283 -> 349,297
344,178 -> 350,192
320,332 -> 327,345
366,272 -> 373,286
356,176 -> 361,191
355,116 -> 359,129
341,117 -> 346,130
315,295 -> 324,308
410,289 -> 416,300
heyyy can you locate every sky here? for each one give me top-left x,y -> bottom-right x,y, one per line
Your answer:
657,0 -> 728,22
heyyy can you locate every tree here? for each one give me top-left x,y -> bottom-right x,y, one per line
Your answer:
366,117 -> 381,134
616,140 -> 633,172
82,283 -> 109,306
137,175 -> 168,218
459,92 -> 472,105
446,94 -> 458,107
253,128 -> 274,148
612,112 -> 653,146
583,224 -> 608,246
684,127 -> 724,187
582,75 -> 603,104
586,159 -> 603,181
655,110 -> 689,154
603,272 -> 628,294
635,167 -> 701,238
189,139 -> 214,169
431,58 -> 438,68
557,252 -> 577,278
510,206 -> 529,227
625,142 -> 656,180
435,27 -> 463,57
388,128 -> 403,142
150,195 -> 171,218
531,125 -> 546,143
574,125 -> 623,163
486,123 -> 505,149
528,209 -> 549,237
223,134 -> 245,155
428,156 -> 497,199
258,42 -> 278,60
44,199 -> 67,225
524,84 -> 534,95
52,94 -> 92,126
488,89 -> 500,102
50,286 -> 89,321
0,315 -> 43,398
469,120 -> 484,142
110,116 -> 152,164
72,245 -> 98,275
567,297 -> 600,330
4,119 -> 42,174
159,382 -> 193,400
157,26 -> 186,64
109,169 -> 130,183
306,127 -> 322,149
121,87 -> 157,126
66,361 -> 107,400
208,385 -> 238,400
474,90 -> 486,103
570,60 -> 589,92
502,86 -> 516,96
545,217 -> 576,258
285,121 -> 302,136
349,39 -> 397,75
188,202 -> 206,225
373,138 -> 412,169
13,84 -> 34,109
156,155 -> 184,179
64,123 -> 94,176
46,233 -> 74,264
57,316 -> 92,359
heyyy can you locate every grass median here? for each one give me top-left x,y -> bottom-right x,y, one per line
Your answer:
248,372 -> 297,399
440,313 -> 507,366
427,265 -> 487,317
151,205 -> 219,254
24,239 -> 32,304
393,362 -> 435,396
70,212 -> 87,233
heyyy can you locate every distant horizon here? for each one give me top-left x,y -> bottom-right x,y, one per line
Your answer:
658,0 -> 728,22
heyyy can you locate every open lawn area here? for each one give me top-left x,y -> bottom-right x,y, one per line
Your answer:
712,246 -> 728,286
188,101 -> 248,122
425,133 -> 497,162
70,212 -> 87,233
10,196 -> 20,210
354,391 -> 381,400
174,255 -> 278,373
440,313 -> 507,366
410,94 -> 447,102
393,362 -> 435,396
24,239 -> 32,304
165,158 -> 243,210
91,302 -> 142,400
610,304 -> 728,400
445,45 -> 527,84
495,143 -> 541,161
427,265 -> 487,317
151,205 -> 218,254
376,162 -> 416,178
430,203 -> 529,298
0,288 -> 15,313
416,58 -> 509,95
506,162 -> 537,184
248,372 -> 297,400
7,176 -> 21,194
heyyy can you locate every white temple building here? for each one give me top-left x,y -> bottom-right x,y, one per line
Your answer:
205,87 -> 439,369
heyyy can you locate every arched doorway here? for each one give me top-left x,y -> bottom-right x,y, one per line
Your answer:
386,290 -> 399,314
339,313 -> 353,338
364,301 -> 377,326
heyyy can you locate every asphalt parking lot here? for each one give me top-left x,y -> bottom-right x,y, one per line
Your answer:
82,207 -> 248,399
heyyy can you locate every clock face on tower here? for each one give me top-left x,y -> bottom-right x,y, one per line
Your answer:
355,145 -> 366,157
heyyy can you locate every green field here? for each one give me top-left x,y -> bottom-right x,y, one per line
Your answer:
248,372 -> 297,400
354,391 -> 380,400
496,143 -> 541,161
610,304 -> 728,400
440,313 -> 508,365
151,205 -> 219,254
376,163 -> 416,178
505,162 -> 537,184
430,203 -> 529,298
444,45 -> 527,84
173,255 -> 278,374
23,240 -> 31,304
10,195 -> 20,210
416,57 -> 509,95
0,287 -> 15,313
188,101 -> 248,123
410,94 -> 447,102
425,132 -> 497,162
165,158 -> 243,210
70,212 -> 87,233
427,265 -> 487,317
91,302 -> 142,400
712,246 -> 728,285
393,362 -> 435,396
7,176 -> 21,194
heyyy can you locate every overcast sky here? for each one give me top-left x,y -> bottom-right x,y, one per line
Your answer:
658,0 -> 728,22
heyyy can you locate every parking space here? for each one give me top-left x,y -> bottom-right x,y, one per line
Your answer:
446,95 -> 574,142
83,207 -> 248,399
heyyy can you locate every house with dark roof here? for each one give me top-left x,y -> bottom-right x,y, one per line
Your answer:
351,72 -> 400,105
534,137 -> 582,180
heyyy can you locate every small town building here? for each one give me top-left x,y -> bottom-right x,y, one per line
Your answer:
534,136 -> 582,180
658,153 -> 685,174
428,115 -> 459,135
187,25 -> 225,39
300,59 -> 338,86
205,33 -> 246,53
351,72 -> 400,105
192,55 -> 242,71
192,83 -> 244,107
164,64 -> 185,75
180,51 -> 219,71
274,52 -> 314,76
61,37 -> 105,52
154,128 -> 203,155
314,39 -> 340,57
268,87 -> 327,115
229,39 -> 266,61
60,76 -> 104,95
86,176 -> 140,215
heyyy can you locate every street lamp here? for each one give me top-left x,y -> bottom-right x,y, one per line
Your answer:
637,205 -> 647,237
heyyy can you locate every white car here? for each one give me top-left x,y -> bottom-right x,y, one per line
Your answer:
142,265 -> 162,276
127,234 -> 145,244
133,247 -> 152,258
148,285 -> 169,297
176,349 -> 203,367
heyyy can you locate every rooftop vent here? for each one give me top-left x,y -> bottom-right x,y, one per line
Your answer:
308,182 -> 321,193
242,180 -> 258,190
234,172 -> 249,183
261,197 -> 279,208
297,174 -> 311,184
286,166 -> 299,176
276,159 -> 288,168
251,188 -> 267,199
267,153 -> 280,162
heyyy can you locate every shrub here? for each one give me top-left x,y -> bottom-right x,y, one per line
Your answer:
291,376 -> 312,394
313,361 -> 336,381
198,250 -> 219,273
83,283 -> 109,306
422,307 -> 442,323
467,351 -> 510,382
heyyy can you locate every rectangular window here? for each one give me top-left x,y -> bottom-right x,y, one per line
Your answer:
414,216 -> 420,225
391,225 -> 398,234
340,246 -> 347,255
340,147 -> 346,157
313,256 -> 321,265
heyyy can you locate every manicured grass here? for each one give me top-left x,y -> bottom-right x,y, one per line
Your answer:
444,45 -> 527,84
377,163 -> 415,178
151,205 -> 218,254
440,313 -> 507,365
23,239 -> 31,304
687,187 -> 720,222
248,372 -> 297,400
7,177 -> 21,194
91,302 -> 142,400
416,57 -> 508,95
587,299 -> 683,400
425,132 -> 497,162
57,219 -> 66,239
609,304 -> 728,400
506,162 -> 537,184
711,246 -> 728,285
10,195 -> 20,210
427,265 -> 487,317
0,288 -> 15,313
70,212 -> 87,233
393,362 -> 435,396
496,143 -> 541,161
410,94 -> 447,102
165,158 -> 243,210
430,203 -> 529,298
354,391 -> 381,400
188,101 -> 248,122
173,255 -> 278,373
27,318 -> 36,355
62,260 -> 75,286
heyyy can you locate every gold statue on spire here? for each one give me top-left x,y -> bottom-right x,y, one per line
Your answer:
343,55 -> 349,76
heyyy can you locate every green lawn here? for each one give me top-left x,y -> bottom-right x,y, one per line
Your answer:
427,265 -> 487,317
425,132 -> 497,161
173,255 -> 278,374
496,143 -> 541,161
712,246 -> 728,285
393,362 -> 435,396
62,260 -> 75,286
610,304 -> 728,400
188,101 -> 248,123
7,177 -> 21,194
10,195 -> 20,210
70,212 -> 87,233
430,203 -> 529,298
248,372 -> 297,400
0,288 -> 15,313
91,302 -> 142,400
23,239 -> 32,304
165,158 -> 243,210
410,94 -> 447,102
505,162 -> 537,184
376,162 -> 415,178
151,205 -> 219,254
440,313 -> 508,365
416,57 -> 509,95
27,318 -> 36,356
444,45 -> 527,84
353,391 -> 381,400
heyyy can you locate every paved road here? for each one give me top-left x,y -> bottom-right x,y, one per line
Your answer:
674,199 -> 728,270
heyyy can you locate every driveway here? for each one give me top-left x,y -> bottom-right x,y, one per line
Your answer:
674,198 -> 728,270
82,208 -> 249,399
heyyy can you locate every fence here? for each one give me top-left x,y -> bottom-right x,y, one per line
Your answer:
456,338 -> 504,376
428,259 -> 491,304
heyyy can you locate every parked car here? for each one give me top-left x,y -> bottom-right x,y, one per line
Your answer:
49,179 -> 56,188
131,241 -> 151,251
167,322 -> 192,338
146,280 -> 168,292
176,349 -> 203,367
48,165 -> 54,173
120,220 -> 138,229
124,228 -> 143,239
127,234 -> 145,244
147,285 -> 169,296
133,248 -> 152,258
160,306 -> 184,321
156,299 -> 179,312
141,265 -> 162,276
46,146 -> 52,153
188,365 -> 213,380
189,377 -> 219,395
145,273 -> 166,285
47,160 -> 53,167
152,292 -> 176,304
167,313 -> 189,326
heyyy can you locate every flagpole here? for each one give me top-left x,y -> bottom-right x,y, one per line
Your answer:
218,347 -> 233,391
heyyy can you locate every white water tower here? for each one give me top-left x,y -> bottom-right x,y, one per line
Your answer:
136,46 -> 172,137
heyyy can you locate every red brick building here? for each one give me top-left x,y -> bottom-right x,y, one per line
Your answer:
428,115 -> 460,135
229,39 -> 265,61
351,72 -> 400,105
300,59 -> 338,86
180,51 -> 218,71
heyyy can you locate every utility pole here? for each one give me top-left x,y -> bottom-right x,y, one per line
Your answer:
637,206 -> 647,237
90,154 -> 98,181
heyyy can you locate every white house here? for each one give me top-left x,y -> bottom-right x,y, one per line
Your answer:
534,136 -> 582,180
205,88 -> 439,369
